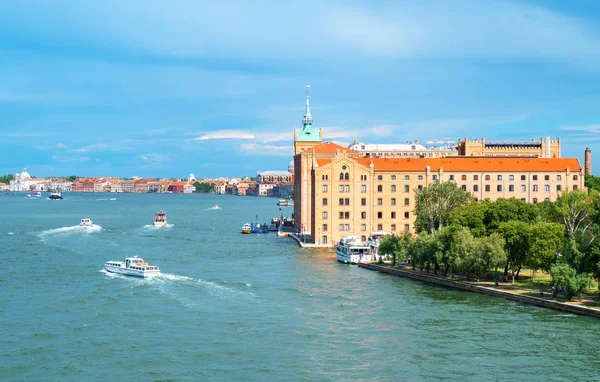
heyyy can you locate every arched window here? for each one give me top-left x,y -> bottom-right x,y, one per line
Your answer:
344,172 -> 349,180
339,172 -> 344,180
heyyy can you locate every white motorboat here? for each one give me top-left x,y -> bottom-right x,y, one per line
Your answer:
335,236 -> 373,264
154,210 -> 167,227
104,256 -> 161,278
49,191 -> 63,200
241,222 -> 251,234
109,198 -> 116,201
211,204 -> 220,210
80,218 -> 94,227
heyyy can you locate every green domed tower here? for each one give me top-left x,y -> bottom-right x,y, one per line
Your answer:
294,85 -> 322,155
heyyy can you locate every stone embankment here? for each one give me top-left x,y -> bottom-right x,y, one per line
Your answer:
359,263 -> 600,319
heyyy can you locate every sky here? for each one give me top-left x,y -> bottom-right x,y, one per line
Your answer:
1,0 -> 600,178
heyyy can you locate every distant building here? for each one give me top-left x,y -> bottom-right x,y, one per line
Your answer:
457,137 -> 560,158
256,171 -> 293,184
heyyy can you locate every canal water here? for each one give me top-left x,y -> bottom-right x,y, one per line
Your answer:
1,193 -> 599,380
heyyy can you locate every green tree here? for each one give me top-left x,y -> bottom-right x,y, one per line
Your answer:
480,233 -> 507,286
451,228 -> 483,280
66,175 -> 78,182
585,174 -> 600,192
193,182 -> 215,193
549,262 -> 576,297
568,273 -> 593,301
447,201 -> 488,237
414,181 -> 472,234
409,233 -> 436,272
526,222 -> 565,279
551,189 -> 593,238
483,198 -> 539,233
0,174 -> 15,184
378,232 -> 414,266
497,221 -> 530,283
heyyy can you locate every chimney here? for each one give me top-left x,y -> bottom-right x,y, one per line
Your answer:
585,147 -> 592,175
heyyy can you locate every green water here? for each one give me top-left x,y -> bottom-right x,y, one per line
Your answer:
1,193 -> 599,381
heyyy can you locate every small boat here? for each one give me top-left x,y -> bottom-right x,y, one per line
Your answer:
335,236 -> 373,264
241,223 -> 251,234
34,191 -> 42,197
104,256 -> 161,278
277,199 -> 289,206
367,231 -> 391,260
25,194 -> 32,199
109,198 -> 116,201
80,218 -> 94,227
211,204 -> 219,210
49,191 -> 63,200
154,210 -> 167,227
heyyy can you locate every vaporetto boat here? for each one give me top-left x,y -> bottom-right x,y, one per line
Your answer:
335,236 -> 374,264
104,256 -> 161,278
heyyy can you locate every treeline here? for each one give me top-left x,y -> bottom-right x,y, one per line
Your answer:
0,174 -> 15,184
192,181 -> 215,193
380,178 -> 600,300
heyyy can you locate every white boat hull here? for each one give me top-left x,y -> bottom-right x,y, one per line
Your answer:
104,264 -> 160,278
154,221 -> 167,227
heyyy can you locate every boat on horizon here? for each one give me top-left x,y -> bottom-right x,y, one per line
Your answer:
154,210 -> 167,227
335,236 -> 373,264
104,256 -> 160,278
277,199 -> 294,207
211,204 -> 220,210
241,222 -> 251,234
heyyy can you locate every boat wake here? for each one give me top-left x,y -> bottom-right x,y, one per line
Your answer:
142,224 -> 174,229
39,225 -> 103,237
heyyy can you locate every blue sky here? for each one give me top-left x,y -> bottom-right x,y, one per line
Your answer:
1,0 -> 600,178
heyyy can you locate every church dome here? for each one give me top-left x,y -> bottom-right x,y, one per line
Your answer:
20,168 -> 31,179
288,160 -> 294,173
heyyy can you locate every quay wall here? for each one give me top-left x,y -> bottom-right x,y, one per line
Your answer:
359,263 -> 600,319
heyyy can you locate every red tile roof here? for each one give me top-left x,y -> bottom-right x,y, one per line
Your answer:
309,141 -> 355,155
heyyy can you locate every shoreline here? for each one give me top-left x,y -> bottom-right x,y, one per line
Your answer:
359,263 -> 600,319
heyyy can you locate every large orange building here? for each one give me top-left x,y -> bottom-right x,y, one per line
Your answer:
292,95 -> 586,246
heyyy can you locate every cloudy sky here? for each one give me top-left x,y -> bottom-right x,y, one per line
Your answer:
1,0 -> 600,178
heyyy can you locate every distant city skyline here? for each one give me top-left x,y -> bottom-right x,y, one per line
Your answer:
1,0 -> 600,177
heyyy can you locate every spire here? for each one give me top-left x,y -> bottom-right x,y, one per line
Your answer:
302,85 -> 313,126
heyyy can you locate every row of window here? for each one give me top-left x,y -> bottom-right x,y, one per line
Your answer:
323,183 -> 577,195
323,211 -> 410,219
321,174 -> 579,182
466,184 -> 573,192
324,197 -> 412,206
322,224 -> 411,232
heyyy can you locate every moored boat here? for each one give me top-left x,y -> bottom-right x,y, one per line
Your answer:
241,222 -> 251,234
104,256 -> 160,278
154,210 -> 167,227
367,231 -> 391,261
335,236 -> 373,264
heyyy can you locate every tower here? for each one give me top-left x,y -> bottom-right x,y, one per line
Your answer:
293,85 -> 323,155
585,147 -> 592,175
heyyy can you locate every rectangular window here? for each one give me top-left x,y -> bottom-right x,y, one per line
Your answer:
418,185 -> 423,191
391,224 -> 396,231
377,198 -> 383,205
432,175 -> 438,181
391,212 -> 396,219
361,198 -> 366,206
391,175 -> 396,180
461,185 -> 467,191
573,175 -> 579,180
345,185 -> 350,192
404,198 -> 409,205
377,185 -> 383,192
404,175 -> 410,180
345,224 -> 350,231
391,198 -> 396,206
404,212 -> 410,219
449,175 -> 455,181
345,198 -> 350,205
509,185 -> 514,192
574,185 -> 578,190
497,175 -> 502,181
322,198 -> 328,206
509,175 -> 514,180
533,185 -> 538,192
378,175 -> 383,180
339,198 -> 344,206
556,185 -> 562,192
485,185 -> 490,192
404,224 -> 410,231
533,175 -> 538,180
544,185 -> 550,192
377,212 -> 383,219
391,185 -> 396,192
377,224 -> 383,231
361,185 -> 366,192
461,175 -> 467,181
521,175 -> 526,181
339,185 -> 344,192
345,212 -> 350,219
322,224 -> 327,231
533,198 -> 538,204
361,212 -> 366,219
339,224 -> 344,231
556,175 -> 562,181
418,175 -> 423,181
361,224 -> 366,231
545,175 -> 550,181
497,185 -> 503,192
521,185 -> 526,192
322,185 -> 327,192
339,212 -> 344,219
473,175 -> 479,180
485,175 -> 491,180
473,185 -> 479,192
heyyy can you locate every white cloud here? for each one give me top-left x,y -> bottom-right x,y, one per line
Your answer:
367,125 -> 397,137
195,130 -> 256,141
52,155 -> 90,163
560,124 -> 600,134
139,154 -> 170,165
240,143 -> 293,156
72,143 -> 111,153
55,143 -> 68,149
